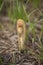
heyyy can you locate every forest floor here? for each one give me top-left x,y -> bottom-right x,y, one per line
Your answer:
0,1 -> 43,65
0,15 -> 43,65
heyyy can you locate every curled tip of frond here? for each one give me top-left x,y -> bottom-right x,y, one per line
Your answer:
17,19 -> 24,26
